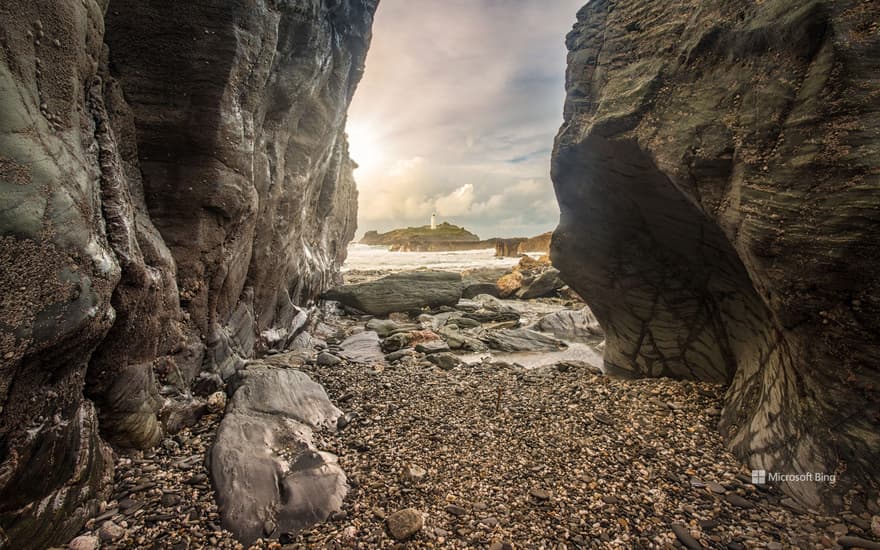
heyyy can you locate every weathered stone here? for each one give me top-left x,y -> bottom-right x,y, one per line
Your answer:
553,0 -> 880,509
426,353 -> 461,371
516,268 -> 566,299
323,271 -> 463,316
386,508 -> 423,541
531,307 -> 603,343
209,365 -> 347,545
481,329 -> 568,353
339,332 -> 385,364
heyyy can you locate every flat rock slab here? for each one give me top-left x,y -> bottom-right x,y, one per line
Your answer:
339,331 -> 385,364
209,365 -> 347,545
480,328 -> 569,352
323,270 -> 462,316
531,307 -> 603,343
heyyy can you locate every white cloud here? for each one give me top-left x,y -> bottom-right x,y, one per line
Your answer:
348,0 -> 582,238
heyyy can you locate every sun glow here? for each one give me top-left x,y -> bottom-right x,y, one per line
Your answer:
345,121 -> 384,177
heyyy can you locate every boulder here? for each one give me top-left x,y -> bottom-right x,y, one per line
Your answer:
209,365 -> 347,545
552,0 -> 880,508
323,271 -> 463,316
532,307 -> 603,343
496,272 -> 525,298
516,268 -> 566,299
338,332 -> 385,364
480,329 -> 569,353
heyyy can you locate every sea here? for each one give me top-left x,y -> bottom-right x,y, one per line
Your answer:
342,244 -> 524,273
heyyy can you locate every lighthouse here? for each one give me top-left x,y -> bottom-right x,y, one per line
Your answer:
431,212 -> 437,230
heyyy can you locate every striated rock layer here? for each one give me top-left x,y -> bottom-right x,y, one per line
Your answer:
0,0 -> 375,547
552,0 -> 880,508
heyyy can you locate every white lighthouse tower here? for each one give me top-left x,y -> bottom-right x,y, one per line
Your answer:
431,212 -> 437,230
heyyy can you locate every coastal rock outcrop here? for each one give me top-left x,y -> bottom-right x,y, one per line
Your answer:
552,0 -> 880,508
0,1 -> 375,547
322,271 -> 463,316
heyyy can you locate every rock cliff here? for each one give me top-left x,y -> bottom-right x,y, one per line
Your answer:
0,0 -> 375,547
552,0 -> 879,508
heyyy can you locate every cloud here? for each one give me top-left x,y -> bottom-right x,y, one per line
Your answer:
348,0 -> 583,238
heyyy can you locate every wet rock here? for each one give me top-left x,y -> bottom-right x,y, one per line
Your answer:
516,268 -> 566,299
415,341 -> 451,354
481,328 -> 568,352
323,271 -> 463,316
386,508 -> 423,541
531,307 -> 603,343
209,365 -> 346,545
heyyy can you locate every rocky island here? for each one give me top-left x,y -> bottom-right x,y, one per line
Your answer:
360,222 -> 483,251
360,222 -> 554,257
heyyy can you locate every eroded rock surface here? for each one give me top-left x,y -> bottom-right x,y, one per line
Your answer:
552,0 -> 880,508
323,270 -> 463,316
0,1 -> 375,546
209,365 -> 346,545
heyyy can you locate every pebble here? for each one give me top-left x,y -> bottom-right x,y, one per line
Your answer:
98,520 -> 125,542
206,391 -> 227,413
405,464 -> 427,483
672,523 -> 704,550
385,508 -> 423,540
529,488 -> 551,501
68,535 -> 99,550
444,504 -> 468,516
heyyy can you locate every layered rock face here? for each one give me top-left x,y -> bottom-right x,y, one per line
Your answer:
0,0 -> 374,547
553,0 -> 880,508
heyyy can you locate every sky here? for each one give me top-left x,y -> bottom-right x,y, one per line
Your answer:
345,0 -> 584,240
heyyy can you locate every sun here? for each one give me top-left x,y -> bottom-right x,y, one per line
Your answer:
345,121 -> 384,175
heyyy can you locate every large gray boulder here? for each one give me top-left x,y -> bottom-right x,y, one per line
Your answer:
209,365 -> 347,545
553,0 -> 880,508
322,270 -> 463,315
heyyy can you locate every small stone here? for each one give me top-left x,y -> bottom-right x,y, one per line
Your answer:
837,536 -> 880,549
671,523 -> 704,550
386,508 -> 423,541
445,504 -> 467,516
68,535 -> 99,550
317,352 -> 342,366
767,543 -> 783,550
725,493 -> 754,509
873,515 -> 880,538
98,520 -> 125,542
529,488 -> 551,501
706,481 -> 726,494
405,464 -> 427,483
206,391 -> 227,414
601,495 -> 619,504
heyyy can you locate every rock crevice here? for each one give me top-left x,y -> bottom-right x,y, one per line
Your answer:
0,1 -> 376,547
